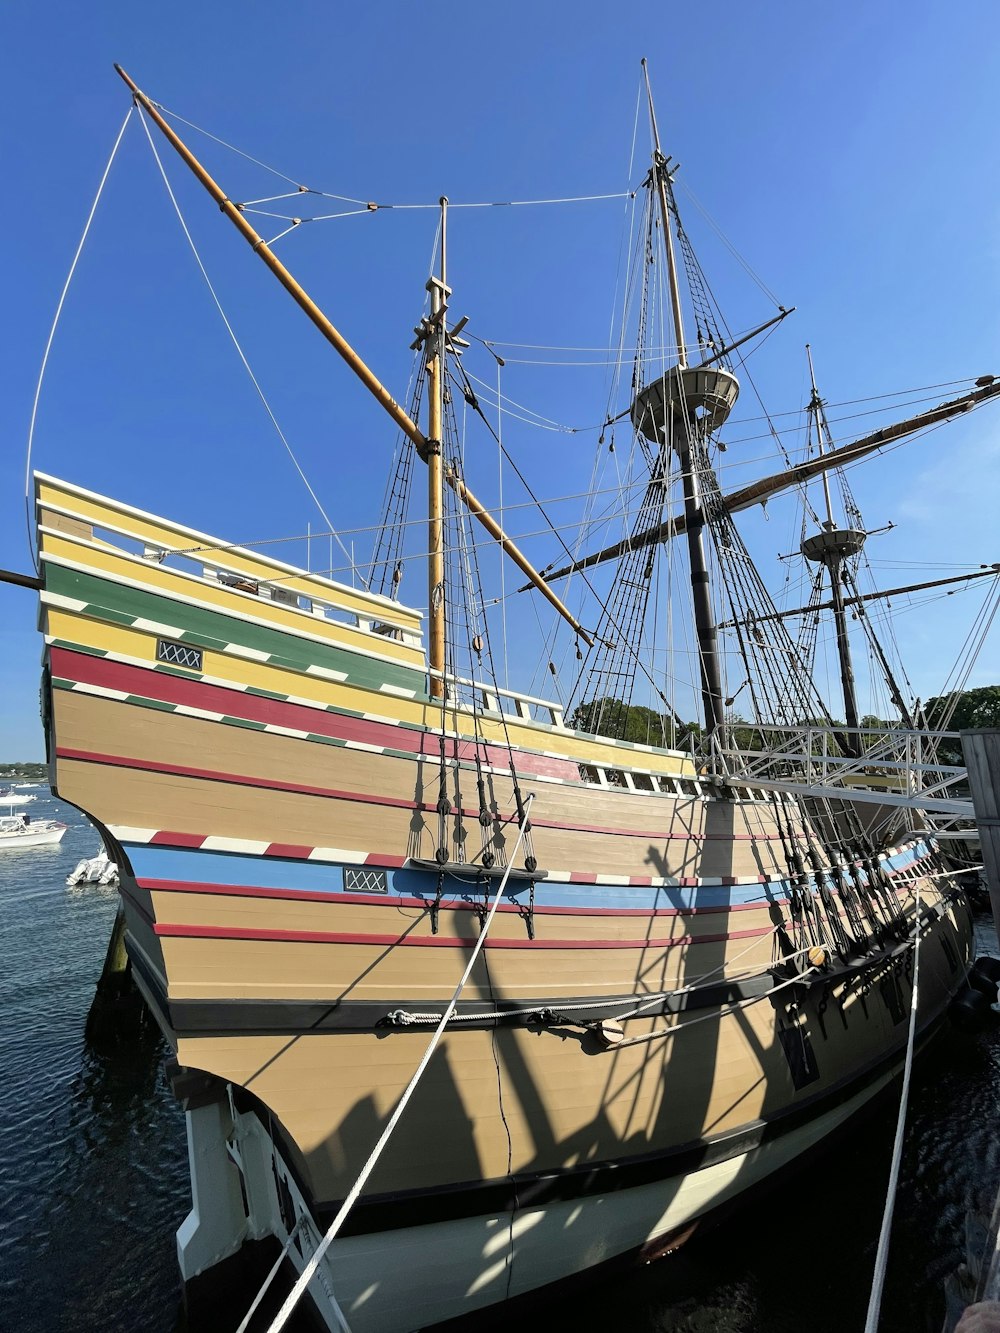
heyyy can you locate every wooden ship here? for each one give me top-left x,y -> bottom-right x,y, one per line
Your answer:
29,63 -> 1000,1331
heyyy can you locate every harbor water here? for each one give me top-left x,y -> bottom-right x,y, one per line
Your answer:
2,795 -> 999,1333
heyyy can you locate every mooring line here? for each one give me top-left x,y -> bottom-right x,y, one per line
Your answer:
252,794 -> 536,1333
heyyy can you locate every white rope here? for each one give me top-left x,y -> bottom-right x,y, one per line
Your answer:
24,106 -> 134,571
261,795 -> 536,1333
613,960 -> 825,1050
134,105 -> 368,589
386,191 -> 630,210
234,1217 -> 305,1333
863,878 -> 923,1333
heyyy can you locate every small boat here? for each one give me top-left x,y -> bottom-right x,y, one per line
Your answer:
0,812 -> 67,850
0,789 -> 37,807
66,849 -> 120,886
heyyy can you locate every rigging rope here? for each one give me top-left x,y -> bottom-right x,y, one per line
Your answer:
260,795 -> 536,1333
134,106 -> 367,588
863,878 -> 924,1333
24,106 -> 135,573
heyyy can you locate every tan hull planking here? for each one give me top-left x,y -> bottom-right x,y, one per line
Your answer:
54,688 -> 820,881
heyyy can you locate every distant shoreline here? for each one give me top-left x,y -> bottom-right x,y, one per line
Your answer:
0,763 -> 47,781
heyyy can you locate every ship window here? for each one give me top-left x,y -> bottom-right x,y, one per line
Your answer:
269,586 -> 299,607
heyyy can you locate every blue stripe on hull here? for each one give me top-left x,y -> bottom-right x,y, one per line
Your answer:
120,839 -> 931,914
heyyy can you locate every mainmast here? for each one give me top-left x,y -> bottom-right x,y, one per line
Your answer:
632,61 -> 738,736
801,345 -> 864,747
540,377 -> 1000,584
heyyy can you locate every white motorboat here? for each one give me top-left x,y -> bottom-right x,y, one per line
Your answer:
66,849 -> 119,886
0,812 -> 67,849
0,789 -> 37,807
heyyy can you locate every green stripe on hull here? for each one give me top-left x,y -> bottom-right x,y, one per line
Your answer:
46,563 -> 425,697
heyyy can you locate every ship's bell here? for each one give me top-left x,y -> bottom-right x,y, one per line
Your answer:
631,364 -> 741,445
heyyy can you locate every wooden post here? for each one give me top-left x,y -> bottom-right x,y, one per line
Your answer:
960,729 -> 1000,948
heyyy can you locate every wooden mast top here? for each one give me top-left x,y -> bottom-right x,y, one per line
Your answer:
114,65 -> 593,649
642,57 -> 687,369
806,343 -> 837,528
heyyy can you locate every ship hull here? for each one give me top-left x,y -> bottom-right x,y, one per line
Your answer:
34,473 -> 975,1331
169,993 -> 954,1333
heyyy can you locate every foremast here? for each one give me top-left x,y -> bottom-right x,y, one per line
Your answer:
425,202 -> 448,698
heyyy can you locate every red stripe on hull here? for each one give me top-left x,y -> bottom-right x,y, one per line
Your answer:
152,921 -> 777,949
151,830 -> 206,848
57,745 -> 775,844
50,646 -> 579,780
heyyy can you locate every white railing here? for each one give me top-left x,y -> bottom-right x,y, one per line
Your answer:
706,723 -> 972,821
429,667 -> 566,728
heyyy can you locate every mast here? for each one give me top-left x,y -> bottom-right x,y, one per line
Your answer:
802,345 -> 862,747
642,59 -> 687,370
113,65 -> 592,651
634,61 -> 736,736
427,200 -> 448,698
539,376 -> 1000,584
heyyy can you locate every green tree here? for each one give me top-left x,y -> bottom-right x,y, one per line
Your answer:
924,685 -> 1000,732
923,685 -> 1000,763
570,696 -> 698,749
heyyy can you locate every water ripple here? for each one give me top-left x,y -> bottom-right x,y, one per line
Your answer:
3,799 -> 999,1332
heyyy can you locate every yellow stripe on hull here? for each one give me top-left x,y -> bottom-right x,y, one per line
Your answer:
37,475 -> 423,631
40,530 -> 425,668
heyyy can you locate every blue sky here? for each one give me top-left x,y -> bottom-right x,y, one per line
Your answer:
3,1 -> 999,758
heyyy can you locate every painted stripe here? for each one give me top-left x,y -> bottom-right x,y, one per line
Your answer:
35,475 -> 422,620
51,741 -> 720,842
139,877 -> 788,918
44,630 -> 699,781
50,645 -> 579,780
121,841 -> 934,915
39,537 -> 425,664
152,921 -> 776,950
44,562 -> 424,696
61,741 -> 783,845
